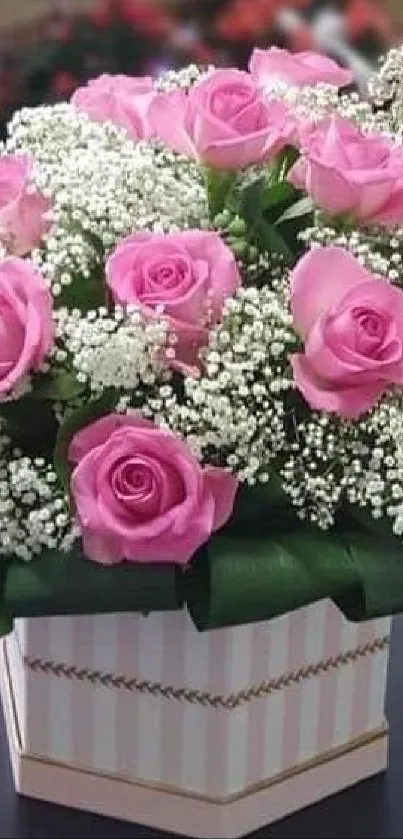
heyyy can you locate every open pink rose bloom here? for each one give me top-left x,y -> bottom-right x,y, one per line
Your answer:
71,73 -> 155,139
289,116 -> 403,227
0,257 -> 53,397
69,413 -> 238,565
291,247 -> 403,418
106,229 -> 241,371
149,67 -> 297,169
0,154 -> 51,255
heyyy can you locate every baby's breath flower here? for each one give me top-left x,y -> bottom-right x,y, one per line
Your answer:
0,447 -> 77,560
7,105 -> 208,299
143,283 -> 297,483
54,306 -> 170,396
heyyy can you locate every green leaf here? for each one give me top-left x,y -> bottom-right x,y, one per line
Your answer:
268,146 -> 300,183
57,265 -> 107,312
0,610 -> 13,637
256,221 -> 294,264
224,481 -> 297,536
275,197 -> 315,226
262,180 -> 295,211
205,168 -> 237,220
336,528 -> 403,621
185,527 -> 337,631
0,560 -> 13,637
240,178 -> 295,222
2,548 -> 182,619
54,389 -> 116,489
33,369 -> 85,402
185,516 -> 403,631
239,176 -> 265,222
1,397 -> 58,458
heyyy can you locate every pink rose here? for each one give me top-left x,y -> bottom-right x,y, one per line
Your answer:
249,47 -> 353,90
0,257 -> 53,397
71,74 -> 155,140
149,68 -> 296,170
290,246 -> 403,418
69,413 -> 238,565
106,230 -> 241,370
0,154 -> 51,256
289,116 -> 403,226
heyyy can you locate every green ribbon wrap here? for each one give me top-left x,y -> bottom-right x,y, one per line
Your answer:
2,488 -> 403,635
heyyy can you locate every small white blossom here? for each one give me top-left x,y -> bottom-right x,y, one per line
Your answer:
0,450 -> 78,560
7,105 -> 208,299
55,306 -> 170,395
143,282 -> 297,483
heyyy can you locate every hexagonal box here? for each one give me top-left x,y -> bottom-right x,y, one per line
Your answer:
1,601 -> 390,837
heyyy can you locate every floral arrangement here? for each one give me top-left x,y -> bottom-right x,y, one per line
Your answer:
2,45 -> 403,636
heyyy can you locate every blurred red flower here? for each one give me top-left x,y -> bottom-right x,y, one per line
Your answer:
51,71 -> 78,98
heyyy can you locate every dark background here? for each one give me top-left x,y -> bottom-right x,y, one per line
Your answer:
1,617 -> 403,839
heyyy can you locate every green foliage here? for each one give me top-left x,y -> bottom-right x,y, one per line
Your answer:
186,505 -> 403,630
33,369 -> 85,402
207,155 -> 313,266
54,389 -> 116,489
0,547 -> 182,636
0,396 -> 58,459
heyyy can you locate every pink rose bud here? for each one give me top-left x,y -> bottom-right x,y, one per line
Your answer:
0,154 -> 51,256
290,246 -> 403,418
289,116 -> 403,227
0,257 -> 53,397
106,230 -> 241,371
69,413 -> 238,565
149,68 -> 297,170
249,47 -> 353,91
71,74 -> 155,140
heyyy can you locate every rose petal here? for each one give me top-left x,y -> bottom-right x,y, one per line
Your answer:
291,246 -> 373,338
305,159 -> 357,215
203,467 -> 239,531
201,129 -> 285,170
69,413 -> 154,464
249,47 -> 353,89
71,74 -> 155,140
82,530 -> 123,565
373,184 -> 403,226
288,156 -> 308,190
291,353 -> 385,418
149,89 -> 197,158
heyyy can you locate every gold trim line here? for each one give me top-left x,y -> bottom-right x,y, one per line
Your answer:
23,634 -> 389,710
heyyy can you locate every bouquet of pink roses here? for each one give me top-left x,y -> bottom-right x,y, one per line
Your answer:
1,46 -> 403,635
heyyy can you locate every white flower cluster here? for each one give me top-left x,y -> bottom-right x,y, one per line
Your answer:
279,393 -> 403,535
369,47 -> 403,132
280,413 -> 365,529
7,104 -> 208,298
0,455 -> 78,561
154,64 -> 213,92
144,282 -> 296,483
54,306 -> 170,396
300,218 -> 403,284
363,397 -> 403,535
280,83 -> 391,136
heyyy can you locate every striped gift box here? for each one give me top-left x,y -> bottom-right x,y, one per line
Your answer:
1,600 -> 391,837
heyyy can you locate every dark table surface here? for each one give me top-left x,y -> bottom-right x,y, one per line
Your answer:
1,618 -> 403,839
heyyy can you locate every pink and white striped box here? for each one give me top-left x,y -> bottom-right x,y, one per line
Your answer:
0,600 -> 391,838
